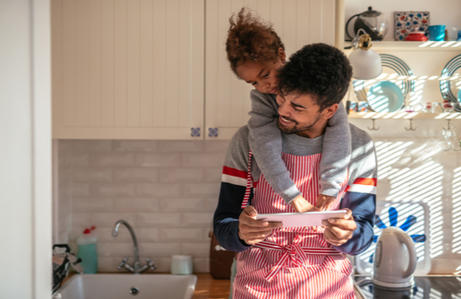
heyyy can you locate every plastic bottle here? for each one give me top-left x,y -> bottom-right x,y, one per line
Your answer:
77,226 -> 98,274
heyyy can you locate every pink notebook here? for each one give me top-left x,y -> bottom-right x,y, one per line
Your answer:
255,209 -> 348,228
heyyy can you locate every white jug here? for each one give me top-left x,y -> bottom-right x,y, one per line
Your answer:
373,227 -> 417,288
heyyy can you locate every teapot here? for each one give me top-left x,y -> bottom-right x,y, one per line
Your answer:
373,227 -> 417,289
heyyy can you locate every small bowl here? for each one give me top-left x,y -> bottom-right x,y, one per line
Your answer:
405,32 -> 428,41
367,81 -> 404,112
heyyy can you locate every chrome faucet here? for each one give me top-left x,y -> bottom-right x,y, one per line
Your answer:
112,219 -> 157,273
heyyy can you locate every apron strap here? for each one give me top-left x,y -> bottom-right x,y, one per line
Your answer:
241,151 -> 253,209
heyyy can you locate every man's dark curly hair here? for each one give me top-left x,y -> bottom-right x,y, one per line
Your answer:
226,8 -> 285,73
277,43 -> 352,111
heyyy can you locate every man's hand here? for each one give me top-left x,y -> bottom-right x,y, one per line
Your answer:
238,206 -> 282,245
290,194 -> 316,213
322,208 -> 356,247
315,194 -> 336,211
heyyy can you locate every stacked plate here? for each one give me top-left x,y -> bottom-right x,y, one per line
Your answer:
353,54 -> 415,112
440,54 -> 461,112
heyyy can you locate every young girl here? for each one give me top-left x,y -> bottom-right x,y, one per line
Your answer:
226,8 -> 351,212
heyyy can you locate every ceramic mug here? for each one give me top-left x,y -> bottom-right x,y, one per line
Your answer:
170,255 -> 193,275
428,25 -> 446,41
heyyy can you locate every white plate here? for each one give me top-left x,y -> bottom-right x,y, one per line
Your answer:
255,209 -> 347,228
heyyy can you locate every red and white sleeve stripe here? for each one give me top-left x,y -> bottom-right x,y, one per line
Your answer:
346,177 -> 377,194
221,166 -> 247,187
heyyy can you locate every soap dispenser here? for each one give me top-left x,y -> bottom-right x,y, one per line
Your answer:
77,226 -> 98,274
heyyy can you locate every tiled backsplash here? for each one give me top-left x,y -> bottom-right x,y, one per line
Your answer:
55,119 -> 461,274
55,140 -> 229,272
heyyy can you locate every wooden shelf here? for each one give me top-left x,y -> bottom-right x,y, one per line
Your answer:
345,41 -> 461,51
348,111 -> 461,119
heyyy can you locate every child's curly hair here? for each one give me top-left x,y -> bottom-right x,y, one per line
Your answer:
226,8 -> 284,73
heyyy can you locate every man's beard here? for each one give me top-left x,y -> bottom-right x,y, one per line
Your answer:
277,114 -> 322,135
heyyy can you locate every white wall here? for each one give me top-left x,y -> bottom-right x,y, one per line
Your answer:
345,0 -> 461,40
0,0 -> 51,298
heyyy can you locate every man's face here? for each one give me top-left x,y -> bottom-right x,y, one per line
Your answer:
276,92 -> 337,138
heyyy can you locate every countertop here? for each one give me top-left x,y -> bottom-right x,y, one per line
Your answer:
193,274 -> 230,299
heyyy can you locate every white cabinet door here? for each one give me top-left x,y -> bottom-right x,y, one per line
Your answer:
205,0 -> 336,139
52,0 -> 204,139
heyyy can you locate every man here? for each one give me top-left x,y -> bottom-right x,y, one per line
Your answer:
213,43 -> 377,298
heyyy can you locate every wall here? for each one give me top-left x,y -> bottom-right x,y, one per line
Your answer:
1,0 -> 52,298
56,140 -> 229,272
345,0 -> 461,41
56,116 -> 461,274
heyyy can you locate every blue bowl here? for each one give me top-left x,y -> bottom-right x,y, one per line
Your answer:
367,81 -> 404,112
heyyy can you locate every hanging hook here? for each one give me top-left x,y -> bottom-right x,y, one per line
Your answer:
367,119 -> 380,131
443,119 -> 452,130
404,119 -> 416,131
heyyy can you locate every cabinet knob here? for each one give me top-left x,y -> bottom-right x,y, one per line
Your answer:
190,127 -> 201,137
208,127 -> 218,137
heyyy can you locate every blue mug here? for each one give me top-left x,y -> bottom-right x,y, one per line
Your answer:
428,25 -> 446,41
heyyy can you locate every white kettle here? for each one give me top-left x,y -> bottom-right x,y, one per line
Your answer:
373,227 -> 417,288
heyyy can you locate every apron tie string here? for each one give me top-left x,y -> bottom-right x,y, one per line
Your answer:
255,236 -> 343,282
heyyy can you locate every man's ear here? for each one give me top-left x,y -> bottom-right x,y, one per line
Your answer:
278,47 -> 286,63
322,103 -> 339,120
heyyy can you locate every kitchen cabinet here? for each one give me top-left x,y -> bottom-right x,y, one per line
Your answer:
52,0 -> 337,140
52,0 -> 204,139
205,0 -> 337,139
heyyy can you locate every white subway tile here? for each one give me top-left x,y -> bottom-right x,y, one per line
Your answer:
193,257 -> 210,273
113,168 -> 158,182
98,242 -> 134,257
140,242 -> 181,257
60,183 -> 90,197
136,228 -> 160,242
59,153 -> 90,167
203,168 -> 222,183
183,183 -> 220,196
96,227 -> 131,243
92,183 -> 135,197
181,242 -> 209,257
159,197 -> 217,212
90,213 -> 137,227
181,153 -> 225,168
113,140 -> 158,152
182,212 -> 214,227
135,153 -> 182,167
150,257 -> 172,273
71,197 -> 113,212
203,140 -> 229,153
97,257 -> 119,272
159,228 -> 209,242
135,183 -> 181,197
136,213 -> 181,227
157,141 -> 204,153
90,153 -> 135,167
158,168 -> 205,183
66,168 -> 112,183
113,198 -> 159,212
59,140 -> 112,153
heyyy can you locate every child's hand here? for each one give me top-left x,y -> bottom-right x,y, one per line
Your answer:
290,195 -> 316,213
315,194 -> 336,211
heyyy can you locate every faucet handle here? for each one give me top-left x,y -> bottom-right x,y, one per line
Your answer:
117,257 -> 129,271
146,258 -> 157,271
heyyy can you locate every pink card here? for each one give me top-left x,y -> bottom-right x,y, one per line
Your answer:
255,209 -> 348,228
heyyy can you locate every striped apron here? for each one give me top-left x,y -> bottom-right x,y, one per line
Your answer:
233,152 -> 355,299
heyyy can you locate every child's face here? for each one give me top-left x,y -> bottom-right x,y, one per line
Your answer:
235,59 -> 284,95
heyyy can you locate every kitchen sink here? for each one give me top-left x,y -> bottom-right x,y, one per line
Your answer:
53,274 -> 197,299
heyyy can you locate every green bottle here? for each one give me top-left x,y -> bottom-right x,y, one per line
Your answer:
77,226 -> 98,274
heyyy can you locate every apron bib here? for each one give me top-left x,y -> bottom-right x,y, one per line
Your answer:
233,152 -> 355,299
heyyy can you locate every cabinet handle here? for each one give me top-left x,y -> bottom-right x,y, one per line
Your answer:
190,127 -> 201,137
208,128 -> 218,137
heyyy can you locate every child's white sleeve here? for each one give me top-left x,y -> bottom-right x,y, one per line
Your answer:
248,90 -> 301,203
